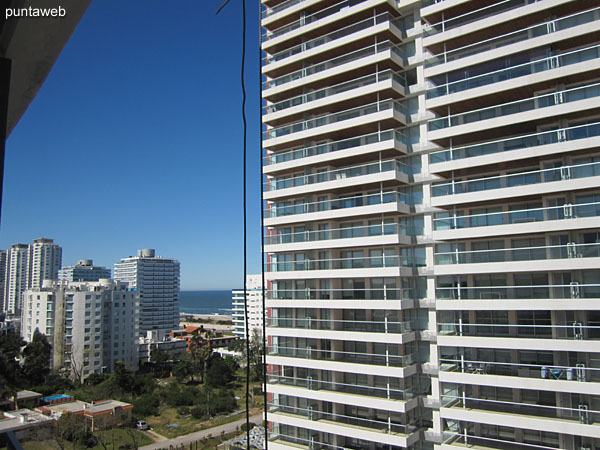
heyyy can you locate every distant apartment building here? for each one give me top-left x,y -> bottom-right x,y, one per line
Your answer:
114,249 -> 180,335
3,238 -> 62,315
21,279 -> 139,379
59,259 -> 111,282
27,238 -> 62,290
232,274 -> 264,339
0,250 -> 6,313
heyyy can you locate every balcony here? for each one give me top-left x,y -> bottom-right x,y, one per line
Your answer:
429,122 -> 600,168
265,159 -> 409,197
441,431 -> 563,450
263,12 -> 403,69
265,191 -> 410,225
426,44 -> 600,100
438,322 -> 600,340
432,160 -> 600,200
263,41 -> 405,92
263,99 -> 408,143
440,358 -> 600,383
264,70 -> 407,118
267,317 -> 413,334
266,287 -> 415,301
428,82 -> 600,134
261,0 -> 304,20
264,129 -> 408,170
268,374 -> 415,401
425,7 -> 600,68
435,283 -> 600,301
267,345 -> 415,367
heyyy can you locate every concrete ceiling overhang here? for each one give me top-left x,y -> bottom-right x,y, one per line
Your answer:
0,0 -> 92,136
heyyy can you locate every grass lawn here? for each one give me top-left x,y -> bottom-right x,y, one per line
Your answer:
19,427 -> 151,450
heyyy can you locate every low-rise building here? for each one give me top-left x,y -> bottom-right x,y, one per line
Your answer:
138,330 -> 187,363
0,409 -> 53,442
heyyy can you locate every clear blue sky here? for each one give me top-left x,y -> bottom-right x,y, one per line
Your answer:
2,0 -> 262,290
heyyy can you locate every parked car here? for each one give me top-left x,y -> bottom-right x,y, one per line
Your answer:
136,420 -> 149,430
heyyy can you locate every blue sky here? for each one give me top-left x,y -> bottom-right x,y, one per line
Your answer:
2,1 -> 262,290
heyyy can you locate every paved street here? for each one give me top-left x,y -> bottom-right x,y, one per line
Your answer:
139,413 -> 263,450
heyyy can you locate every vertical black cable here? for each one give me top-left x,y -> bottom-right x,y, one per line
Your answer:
259,7 -> 269,449
240,0 -> 251,445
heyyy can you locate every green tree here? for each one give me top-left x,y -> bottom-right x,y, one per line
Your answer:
132,393 -> 160,417
172,358 -> 192,382
21,330 -> 52,386
205,354 -> 234,387
188,335 -> 212,383
0,332 -> 25,402
249,329 -> 265,382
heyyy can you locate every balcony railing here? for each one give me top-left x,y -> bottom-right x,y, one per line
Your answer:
440,358 -> 600,382
266,191 -> 409,219
268,374 -> 415,400
264,129 -> 408,166
426,44 -> 600,99
442,394 -> 600,425
264,99 -> 407,140
264,70 -> 407,115
267,317 -> 413,333
266,287 -> 415,301
428,82 -> 600,131
264,41 -> 405,90
266,222 -> 423,245
261,0 -> 303,19
435,242 -> 600,265
263,13 -> 402,65
433,201 -> 600,231
268,403 -> 417,434
426,8 -> 600,67
269,434 -> 349,450
267,254 -> 426,272
265,159 -> 409,192
429,122 -> 600,164
438,322 -> 600,340
268,345 -> 415,367
442,431 -> 562,450
432,161 -> 600,197
435,283 -> 600,300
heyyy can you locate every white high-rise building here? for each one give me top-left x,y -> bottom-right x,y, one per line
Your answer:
261,1 -> 600,449
21,279 -> 139,379
28,238 -> 62,290
232,274 -> 264,339
5,243 -> 30,314
114,249 -> 180,335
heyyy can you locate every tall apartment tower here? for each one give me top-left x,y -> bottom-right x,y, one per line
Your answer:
28,238 -> 62,289
5,243 -> 30,314
59,259 -> 111,282
0,250 -> 7,313
21,279 -> 139,378
114,249 -> 180,335
261,1 -> 600,449
232,274 -> 264,339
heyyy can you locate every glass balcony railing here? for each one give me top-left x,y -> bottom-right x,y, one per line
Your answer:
266,222 -> 423,245
438,322 -> 600,339
268,345 -> 415,367
440,358 -> 600,382
261,0 -> 303,19
267,254 -> 426,272
266,159 -> 409,192
268,403 -> 417,434
266,191 -> 409,219
267,374 -> 415,400
433,201 -> 600,231
432,161 -> 600,197
427,44 -> 600,99
264,99 -> 407,140
262,0 -> 361,36
441,394 -> 600,425
263,13 -> 402,65
266,287 -> 415,301
429,122 -> 600,164
264,70 -> 407,115
264,41 -> 405,90
264,129 -> 408,166
426,8 -> 600,67
442,431 -> 563,450
267,317 -> 413,333
435,283 -> 600,300
428,82 -> 600,131
435,242 -> 600,265
270,434 -> 348,450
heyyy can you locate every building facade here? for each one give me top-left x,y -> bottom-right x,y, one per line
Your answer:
59,259 -> 111,282
27,238 -> 62,290
5,244 -> 31,315
114,249 -> 180,335
232,274 -> 264,339
21,279 -> 139,379
261,1 -> 600,449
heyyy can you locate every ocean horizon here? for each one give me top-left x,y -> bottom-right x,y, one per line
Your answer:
179,290 -> 233,315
